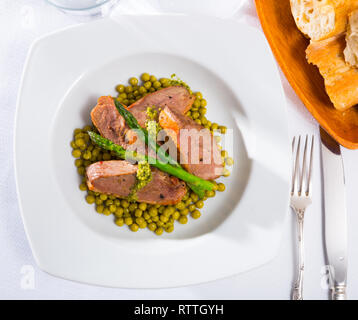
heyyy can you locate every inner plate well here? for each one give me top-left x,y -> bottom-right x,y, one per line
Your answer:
51,52 -> 251,240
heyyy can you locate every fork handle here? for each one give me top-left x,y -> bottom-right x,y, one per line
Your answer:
292,209 -> 305,300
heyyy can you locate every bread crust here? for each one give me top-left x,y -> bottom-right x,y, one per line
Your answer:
290,0 -> 358,41
344,10 -> 358,67
306,34 -> 358,111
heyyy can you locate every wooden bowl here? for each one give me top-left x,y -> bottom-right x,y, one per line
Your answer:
255,0 -> 358,149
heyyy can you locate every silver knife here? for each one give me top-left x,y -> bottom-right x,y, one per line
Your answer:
320,128 -> 348,300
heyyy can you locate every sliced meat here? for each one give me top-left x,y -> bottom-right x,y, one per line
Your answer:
159,107 -> 223,180
86,160 -> 187,205
127,86 -> 195,127
91,96 -> 138,149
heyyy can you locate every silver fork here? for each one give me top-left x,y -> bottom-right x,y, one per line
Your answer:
290,135 -> 314,300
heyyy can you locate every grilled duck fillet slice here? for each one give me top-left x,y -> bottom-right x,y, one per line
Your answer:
159,107 -> 223,180
86,160 -> 187,205
90,96 -> 138,149
127,86 -> 195,127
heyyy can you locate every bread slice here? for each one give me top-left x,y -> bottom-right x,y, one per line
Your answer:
290,0 -> 358,41
306,34 -> 358,111
344,10 -> 358,67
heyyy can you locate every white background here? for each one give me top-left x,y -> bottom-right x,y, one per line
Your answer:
1,0 -> 357,300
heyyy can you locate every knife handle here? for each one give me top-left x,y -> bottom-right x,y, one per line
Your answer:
332,285 -> 347,300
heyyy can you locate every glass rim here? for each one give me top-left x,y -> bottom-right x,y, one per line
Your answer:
45,0 -> 114,12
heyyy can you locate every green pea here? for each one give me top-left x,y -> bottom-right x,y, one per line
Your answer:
195,119 -> 201,125
211,123 -> 219,131
221,150 -> 228,158
125,217 -> 133,225
152,216 -> 159,222
195,92 -> 203,99
121,199 -> 129,208
115,218 -> 124,226
70,141 -> 77,149
72,149 -> 82,158
149,207 -> 158,217
148,223 -> 157,231
77,166 -> 85,176
134,209 -> 143,217
218,183 -> 226,192
206,190 -> 216,198
155,227 -> 164,235
105,199 -> 113,206
144,81 -> 152,89
125,86 -> 133,93
75,138 -> 85,148
74,128 -> 82,135
195,200 -> 204,209
109,204 -> 116,213
193,99 -> 201,108
173,211 -> 180,220
190,193 -> 199,202
191,210 -> 201,219
115,207 -> 123,217
139,221 -> 147,229
149,75 -> 157,83
141,73 -> 150,82
98,194 -> 107,201
200,117 -> 208,125
79,183 -> 87,191
153,81 -> 161,89
192,111 -> 200,119
182,192 -> 189,201
102,208 -> 110,215
200,99 -> 207,107
129,77 -> 138,86
86,195 -> 95,204
220,126 -> 227,134
165,225 -> 174,233
135,217 -> 145,225
130,223 -> 139,232
188,204 -> 196,212
116,84 -> 125,93
143,212 -> 150,220
178,215 -> 188,224
175,202 -> 185,210
75,159 -> 83,168
129,203 -> 137,212
138,203 -> 147,211
180,208 -> 189,215
96,205 -> 104,214
139,86 -> 147,94
160,215 -> 169,222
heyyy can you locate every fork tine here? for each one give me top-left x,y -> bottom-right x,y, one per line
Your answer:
292,135 -> 301,194
299,135 -> 308,195
306,135 -> 314,195
291,136 -> 296,194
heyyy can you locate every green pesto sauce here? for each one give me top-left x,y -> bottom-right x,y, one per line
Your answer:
127,160 -> 152,201
170,73 -> 192,94
146,106 -> 162,135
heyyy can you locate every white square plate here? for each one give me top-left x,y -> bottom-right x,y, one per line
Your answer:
15,16 -> 290,288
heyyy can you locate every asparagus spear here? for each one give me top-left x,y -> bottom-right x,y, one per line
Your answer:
114,99 -> 205,196
88,131 -> 214,193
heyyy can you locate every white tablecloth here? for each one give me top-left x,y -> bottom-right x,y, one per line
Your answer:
1,0 -> 357,300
